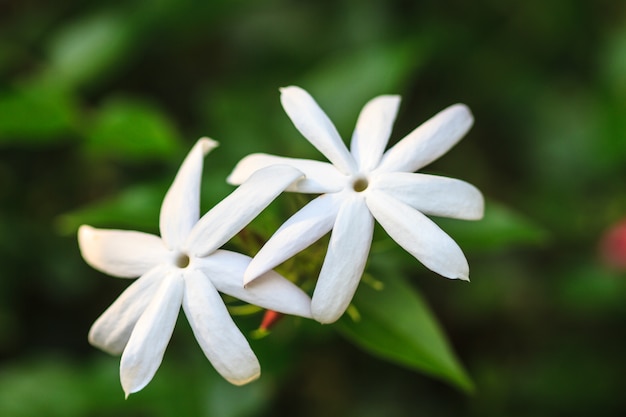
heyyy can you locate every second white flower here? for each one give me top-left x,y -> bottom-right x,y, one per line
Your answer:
228,86 -> 484,324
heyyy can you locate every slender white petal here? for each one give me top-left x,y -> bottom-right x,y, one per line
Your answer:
78,225 -> 168,278
160,138 -> 218,249
88,266 -> 166,355
120,271 -> 184,397
311,195 -> 374,323
280,86 -> 357,174
350,95 -> 401,172
371,172 -> 484,220
244,194 -> 341,284
187,165 -> 303,257
366,190 -> 469,280
227,153 -> 344,193
183,269 -> 260,385
195,250 -> 311,318
377,104 -> 473,173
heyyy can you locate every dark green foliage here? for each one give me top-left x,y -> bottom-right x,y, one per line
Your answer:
2,1 -> 626,416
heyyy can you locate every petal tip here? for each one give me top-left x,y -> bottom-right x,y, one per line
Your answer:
122,382 -> 142,399
243,256 -> 274,286
77,225 -> 97,261
473,193 -> 486,220
243,270 -> 261,287
458,273 -> 470,282
279,85 -> 300,94
120,360 -> 153,398
279,85 -> 309,103
451,103 -> 474,125
121,380 -> 141,399
473,210 -> 485,221
465,194 -> 485,221
311,298 -> 344,324
311,309 -> 341,324
197,137 -> 219,154
228,369 -> 261,386
77,224 -> 94,240
376,94 -> 402,106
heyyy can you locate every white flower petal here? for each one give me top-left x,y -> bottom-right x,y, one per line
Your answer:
366,190 -> 469,280
187,165 -> 304,257
227,153 -> 344,193
120,271 -> 184,397
371,172 -> 484,220
183,269 -> 260,385
311,196 -> 374,323
88,266 -> 166,355
244,194 -> 341,284
350,95 -> 401,172
377,104 -> 473,173
195,250 -> 311,318
160,138 -> 218,249
280,86 -> 357,174
78,225 -> 168,278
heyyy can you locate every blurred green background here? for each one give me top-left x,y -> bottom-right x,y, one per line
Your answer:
2,0 -> 626,416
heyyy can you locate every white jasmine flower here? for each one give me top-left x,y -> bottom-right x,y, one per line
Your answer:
78,138 -> 311,396
228,87 -> 484,324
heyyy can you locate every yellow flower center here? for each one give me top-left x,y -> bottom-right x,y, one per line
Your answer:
174,252 -> 190,268
352,176 -> 369,192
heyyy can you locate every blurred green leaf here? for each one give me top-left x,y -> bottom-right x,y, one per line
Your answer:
0,84 -> 78,143
86,97 -> 183,161
300,42 -> 422,133
556,261 -> 626,315
438,200 -> 550,252
0,358 -> 89,417
204,377 -> 273,417
600,26 -> 626,98
0,354 -> 274,417
0,40 -> 27,76
56,183 -> 164,235
336,273 -> 474,392
43,11 -> 136,88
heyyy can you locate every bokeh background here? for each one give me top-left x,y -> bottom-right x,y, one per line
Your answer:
1,1 -> 626,416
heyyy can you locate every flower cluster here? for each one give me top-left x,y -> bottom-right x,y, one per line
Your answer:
78,86 -> 484,396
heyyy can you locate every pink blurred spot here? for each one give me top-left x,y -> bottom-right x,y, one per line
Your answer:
600,218 -> 626,269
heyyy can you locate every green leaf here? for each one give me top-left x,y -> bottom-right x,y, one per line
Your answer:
43,11 -> 135,88
600,26 -> 626,98
299,41 -> 422,134
437,200 -> 550,252
336,273 -> 474,392
0,355 -> 274,417
55,183 -> 164,236
86,97 -> 183,161
0,84 -> 78,143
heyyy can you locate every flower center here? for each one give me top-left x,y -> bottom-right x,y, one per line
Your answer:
174,252 -> 190,268
352,176 -> 369,192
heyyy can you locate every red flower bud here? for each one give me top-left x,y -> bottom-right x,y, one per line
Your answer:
259,310 -> 283,331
